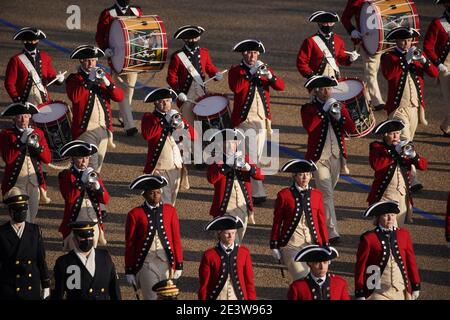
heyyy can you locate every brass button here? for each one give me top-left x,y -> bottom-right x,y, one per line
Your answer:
16,288 -> 20,292
101,288 -> 105,293
89,288 -> 93,293
16,260 -> 19,265
16,274 -> 20,279
28,273 -> 32,278
28,286 -> 32,291
28,260 -> 31,264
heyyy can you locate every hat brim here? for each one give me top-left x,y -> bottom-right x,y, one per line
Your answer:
363,200 -> 400,217
129,175 -> 168,190
144,88 -> 178,103
308,11 -> 340,23
385,28 -> 420,40
304,75 -> 338,89
1,102 -> 39,116
70,45 -> 105,59
233,39 -> 265,53
205,215 -> 244,231
59,140 -> 98,158
13,28 -> 46,41
294,245 -> 339,262
373,120 -> 405,135
174,25 -> 205,39
280,159 -> 317,173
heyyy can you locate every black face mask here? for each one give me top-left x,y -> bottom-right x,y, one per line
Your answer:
78,239 -> 94,252
11,207 -> 28,223
319,25 -> 334,35
117,0 -> 130,7
186,41 -> 199,49
24,42 -> 38,52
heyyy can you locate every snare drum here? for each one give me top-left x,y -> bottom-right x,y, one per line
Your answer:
359,0 -> 419,55
109,15 -> 168,74
331,78 -> 376,138
193,94 -> 232,141
32,101 -> 72,161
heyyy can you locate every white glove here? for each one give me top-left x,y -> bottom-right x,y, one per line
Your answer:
438,63 -> 448,73
241,163 -> 251,172
88,68 -> 97,81
351,29 -> 362,39
323,98 -> 338,113
56,71 -> 65,83
214,72 -> 224,81
104,48 -> 114,58
395,140 -> 409,154
81,167 -> 95,184
173,269 -> 182,279
356,297 -> 366,300
177,92 -> 188,103
411,290 -> 420,300
42,287 -> 50,299
101,75 -> 111,87
20,128 -> 33,143
126,274 -> 137,286
271,248 -> 281,260
349,50 -> 360,62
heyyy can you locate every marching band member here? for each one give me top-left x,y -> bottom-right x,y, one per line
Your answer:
229,39 -> 285,205
287,245 -> 349,300
341,1 -> 385,111
271,159 -> 328,281
125,174 -> 183,300
142,88 -> 196,206
368,120 -> 428,226
5,27 -> 65,106
423,0 -> 450,136
381,27 -> 438,192
58,141 -> 110,251
198,215 -> 256,300
0,103 -> 51,223
53,221 -> 121,300
301,75 -> 356,243
355,201 -> 420,300
167,25 -> 221,127
95,0 -> 143,136
66,45 -> 124,172
297,11 -> 359,80
0,190 -> 51,300
207,128 -> 264,243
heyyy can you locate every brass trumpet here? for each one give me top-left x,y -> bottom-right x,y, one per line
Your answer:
87,171 -> 99,185
234,154 -> 246,169
170,112 -> 183,128
412,48 -> 423,61
401,143 -> 415,157
27,133 -> 40,148
330,102 -> 342,114
95,67 -> 105,78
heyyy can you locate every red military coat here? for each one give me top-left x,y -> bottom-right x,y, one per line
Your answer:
270,186 -> 328,249
198,244 -> 256,300
341,0 -> 365,35
354,227 -> 421,299
0,126 -> 51,195
58,166 -> 110,239
301,99 -> 356,162
297,33 -> 352,78
228,62 -> 285,127
167,47 -> 218,97
367,141 -> 428,205
95,4 -> 142,50
207,155 -> 263,217
287,273 -> 350,300
66,70 -> 124,139
5,50 -> 57,103
381,49 -> 439,114
125,203 -> 183,275
423,15 -> 450,67
141,110 -> 197,174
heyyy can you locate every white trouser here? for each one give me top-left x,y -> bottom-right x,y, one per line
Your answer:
280,246 -> 310,281
153,168 -> 181,206
136,251 -> 170,300
361,50 -> 385,106
78,127 -> 109,172
112,72 -> 138,130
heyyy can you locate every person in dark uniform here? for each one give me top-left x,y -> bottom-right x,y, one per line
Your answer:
0,189 -> 50,300
53,221 -> 121,300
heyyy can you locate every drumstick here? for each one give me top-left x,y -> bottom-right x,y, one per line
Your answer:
203,69 -> 228,85
46,71 -> 67,87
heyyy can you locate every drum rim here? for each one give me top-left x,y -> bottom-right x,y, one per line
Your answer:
193,93 -> 230,119
332,77 -> 365,104
32,100 -> 69,125
360,2 -> 383,56
347,112 -> 376,138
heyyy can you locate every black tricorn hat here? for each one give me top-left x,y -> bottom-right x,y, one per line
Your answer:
129,174 -> 168,191
308,11 -> 340,23
232,39 -> 265,53
294,244 -> 339,262
373,119 -> 405,135
68,221 -> 97,238
1,102 -> 39,116
304,75 -> 338,89
363,200 -> 400,218
59,140 -> 98,158
385,27 -> 420,41
280,159 -> 318,173
174,25 -> 205,39
144,88 -> 178,103
70,45 -> 105,59
205,215 -> 244,231
13,27 -> 46,41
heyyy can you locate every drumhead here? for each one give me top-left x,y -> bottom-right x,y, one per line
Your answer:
331,79 -> 364,102
360,2 -> 382,55
109,19 -> 127,74
193,96 -> 228,117
33,102 -> 68,124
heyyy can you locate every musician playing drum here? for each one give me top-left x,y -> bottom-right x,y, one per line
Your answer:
66,45 -> 124,172
167,25 -> 222,129
341,0 -> 386,111
424,0 -> 450,136
381,27 -> 438,192
297,11 -> 359,80
300,75 -> 356,244
0,102 -> 51,223
95,0 -> 143,136
229,39 -> 285,205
